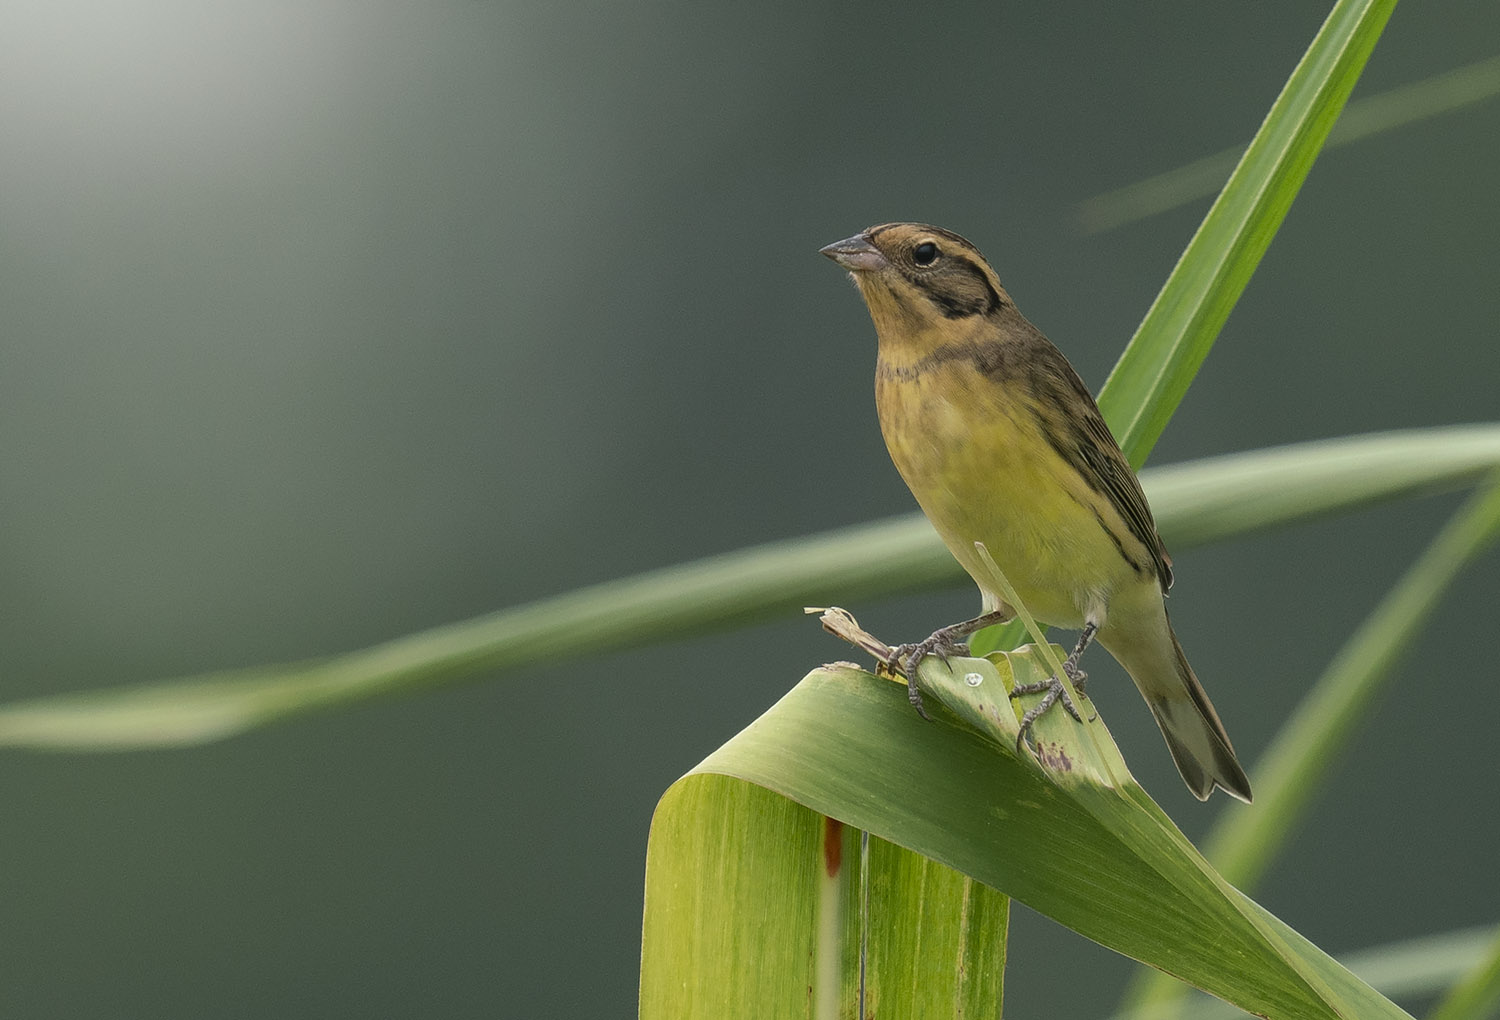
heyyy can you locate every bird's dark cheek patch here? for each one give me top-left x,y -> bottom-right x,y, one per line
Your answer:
927,290 -> 992,319
913,263 -> 1004,319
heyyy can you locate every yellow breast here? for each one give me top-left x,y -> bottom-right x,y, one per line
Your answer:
876,361 -> 1136,628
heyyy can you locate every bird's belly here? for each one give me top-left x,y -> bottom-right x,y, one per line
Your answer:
879,374 -> 1130,627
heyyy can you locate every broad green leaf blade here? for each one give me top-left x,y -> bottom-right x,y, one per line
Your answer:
640,776 -> 1007,1018
1078,55 -> 1500,233
692,656 -> 1412,1019
1123,474 -> 1500,1015
0,426 -> 1497,751
858,832 -> 1009,1017
640,779 -> 826,1018
1097,0 -> 1398,466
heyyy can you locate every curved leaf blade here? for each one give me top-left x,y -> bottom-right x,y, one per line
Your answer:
640,779 -> 1008,1019
688,655 -> 1411,1019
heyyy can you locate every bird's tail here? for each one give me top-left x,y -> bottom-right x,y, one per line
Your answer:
1106,608 -> 1252,803
1138,625 -> 1252,803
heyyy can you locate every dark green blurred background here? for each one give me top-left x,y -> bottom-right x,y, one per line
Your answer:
2,2 -> 1497,1016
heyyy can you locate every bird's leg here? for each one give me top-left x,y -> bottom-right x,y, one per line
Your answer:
892,608 -> 1013,719
1010,622 -> 1096,697
1061,621 -> 1097,697
1010,621 -> 1099,751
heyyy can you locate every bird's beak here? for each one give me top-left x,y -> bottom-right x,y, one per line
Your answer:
819,233 -> 887,272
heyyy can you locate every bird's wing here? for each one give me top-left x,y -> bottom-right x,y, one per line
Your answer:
1025,340 -> 1175,593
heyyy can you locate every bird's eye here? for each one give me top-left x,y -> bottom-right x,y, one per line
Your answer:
913,242 -> 939,266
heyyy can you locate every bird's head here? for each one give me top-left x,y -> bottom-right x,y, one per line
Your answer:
819,223 -> 1012,348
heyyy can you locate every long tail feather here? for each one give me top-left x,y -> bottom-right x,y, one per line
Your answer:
1144,627 -> 1253,802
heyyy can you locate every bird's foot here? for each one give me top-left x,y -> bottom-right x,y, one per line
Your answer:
891,625 -> 971,720
1009,660 -> 1090,703
1009,664 -> 1095,753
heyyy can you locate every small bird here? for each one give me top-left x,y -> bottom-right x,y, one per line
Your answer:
820,223 -> 1252,802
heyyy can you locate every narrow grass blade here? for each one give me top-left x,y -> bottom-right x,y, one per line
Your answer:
1427,923 -> 1500,1020
1342,926 -> 1500,1010
1096,0 -> 1398,466
1106,925 -> 1500,1019
1079,55 -> 1500,233
0,427 -> 1496,751
1122,472 -> 1500,1015
1202,473 -> 1500,890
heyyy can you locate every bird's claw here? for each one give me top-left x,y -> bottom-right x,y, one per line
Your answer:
1009,668 -> 1096,753
891,629 -> 970,721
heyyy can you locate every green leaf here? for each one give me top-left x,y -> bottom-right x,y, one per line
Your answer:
640,778 -> 1007,1018
1096,0 -> 1399,466
1,426 -> 1496,751
650,649 -> 1412,1018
